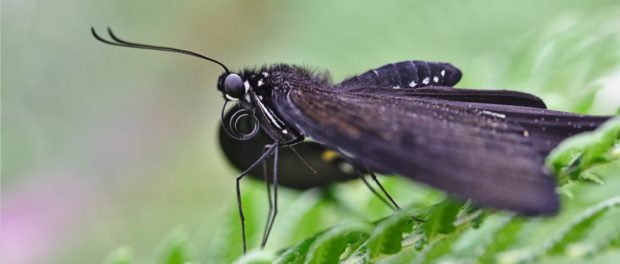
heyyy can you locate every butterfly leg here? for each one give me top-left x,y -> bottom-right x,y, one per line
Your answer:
368,171 -> 401,210
288,146 -> 317,174
261,146 -> 279,248
368,171 -> 425,222
236,143 -> 278,254
341,157 -> 397,211
260,150 -> 272,247
358,174 -> 397,211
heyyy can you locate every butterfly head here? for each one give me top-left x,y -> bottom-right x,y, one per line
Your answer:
218,73 -> 245,99
217,70 -> 273,103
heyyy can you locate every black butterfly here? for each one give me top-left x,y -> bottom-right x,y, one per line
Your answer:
91,28 -> 612,254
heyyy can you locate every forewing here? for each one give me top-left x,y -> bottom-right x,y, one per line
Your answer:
452,102 -> 611,154
333,87 -> 610,154
273,87 -> 559,215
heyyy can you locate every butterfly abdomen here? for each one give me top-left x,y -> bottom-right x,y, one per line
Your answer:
340,60 -> 462,89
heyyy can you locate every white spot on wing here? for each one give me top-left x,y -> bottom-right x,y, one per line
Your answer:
481,110 -> 506,119
392,85 -> 401,89
262,72 -> 269,77
433,76 -> 439,83
422,77 -> 430,85
441,70 -> 446,76
258,79 -> 264,87
409,80 -> 417,88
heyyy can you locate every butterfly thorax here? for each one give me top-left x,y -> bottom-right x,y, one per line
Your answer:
217,65 -> 315,145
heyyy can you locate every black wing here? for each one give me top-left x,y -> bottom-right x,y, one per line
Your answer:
362,88 -> 609,154
219,105 -> 358,190
273,87 -> 559,215
450,102 -> 611,155
343,87 -> 610,154
348,86 -> 548,109
338,61 -> 462,90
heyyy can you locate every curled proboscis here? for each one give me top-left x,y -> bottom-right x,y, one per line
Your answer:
220,101 -> 260,141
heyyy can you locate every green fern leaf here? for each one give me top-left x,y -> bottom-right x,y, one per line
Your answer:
366,212 -> 415,257
304,223 -> 372,264
422,199 -> 463,238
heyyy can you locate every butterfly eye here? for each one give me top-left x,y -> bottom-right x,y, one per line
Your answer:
224,74 -> 245,99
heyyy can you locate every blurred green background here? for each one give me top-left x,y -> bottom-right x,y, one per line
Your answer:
2,0 -> 619,263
